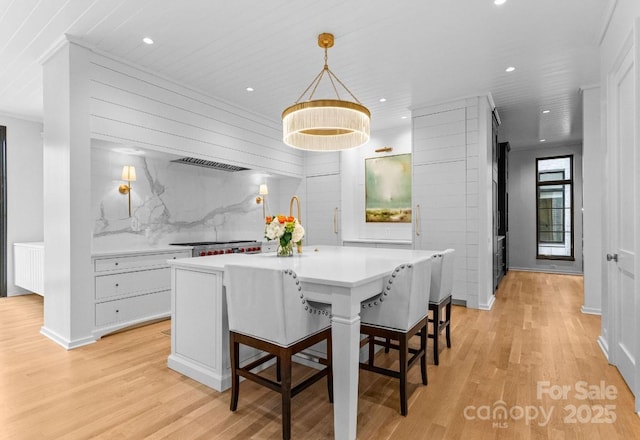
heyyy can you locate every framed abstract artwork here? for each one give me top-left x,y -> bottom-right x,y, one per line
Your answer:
365,153 -> 412,223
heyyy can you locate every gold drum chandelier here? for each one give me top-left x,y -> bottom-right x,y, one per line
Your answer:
282,33 -> 370,151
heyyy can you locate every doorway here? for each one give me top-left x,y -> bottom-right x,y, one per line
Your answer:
1,125 -> 6,297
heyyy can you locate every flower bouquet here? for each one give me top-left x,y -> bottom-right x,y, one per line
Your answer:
264,215 -> 305,256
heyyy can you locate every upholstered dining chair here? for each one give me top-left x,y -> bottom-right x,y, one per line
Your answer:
428,249 -> 455,365
358,257 -> 433,416
224,264 -> 333,440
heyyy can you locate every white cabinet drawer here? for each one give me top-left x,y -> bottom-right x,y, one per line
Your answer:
95,268 -> 170,300
95,290 -> 170,327
94,251 -> 190,272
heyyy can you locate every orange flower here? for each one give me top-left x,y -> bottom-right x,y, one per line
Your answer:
277,215 -> 286,224
287,216 -> 295,223
265,216 -> 273,224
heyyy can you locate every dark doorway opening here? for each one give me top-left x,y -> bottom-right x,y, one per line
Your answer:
1,125 -> 6,297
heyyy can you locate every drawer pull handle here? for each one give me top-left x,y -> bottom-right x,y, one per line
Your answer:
115,309 -> 119,313
115,283 -> 119,287
115,262 -> 119,266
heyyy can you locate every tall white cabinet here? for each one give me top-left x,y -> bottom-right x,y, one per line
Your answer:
304,152 -> 341,246
412,96 -> 496,310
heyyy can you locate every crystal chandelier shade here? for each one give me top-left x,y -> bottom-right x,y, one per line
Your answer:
282,33 -> 370,151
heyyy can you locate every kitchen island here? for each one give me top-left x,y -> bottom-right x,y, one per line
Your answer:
168,245 -> 439,440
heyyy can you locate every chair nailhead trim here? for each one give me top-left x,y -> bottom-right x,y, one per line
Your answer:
362,263 -> 415,309
287,269 -> 331,317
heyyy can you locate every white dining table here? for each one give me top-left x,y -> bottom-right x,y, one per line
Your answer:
168,245 -> 438,440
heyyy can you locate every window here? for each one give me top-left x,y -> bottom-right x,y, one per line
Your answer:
536,155 -> 574,260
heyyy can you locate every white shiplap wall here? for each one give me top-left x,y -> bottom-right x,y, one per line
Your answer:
87,51 -> 303,177
40,39 -> 307,349
412,97 -> 494,309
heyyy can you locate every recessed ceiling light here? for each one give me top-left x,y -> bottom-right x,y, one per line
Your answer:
542,110 -> 550,114
540,139 -> 546,142
246,87 -> 254,92
505,66 -> 515,72
379,98 -> 387,102
142,37 -> 154,45
494,0 -> 507,5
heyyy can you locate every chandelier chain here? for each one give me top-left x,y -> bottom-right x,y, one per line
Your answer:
325,68 -> 341,101
293,41 -> 362,105
327,68 -> 360,104
294,68 -> 325,104
308,69 -> 327,100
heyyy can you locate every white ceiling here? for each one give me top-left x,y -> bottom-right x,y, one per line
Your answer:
0,0 -> 606,149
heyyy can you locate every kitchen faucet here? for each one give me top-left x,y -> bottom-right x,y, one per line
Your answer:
289,195 -> 302,253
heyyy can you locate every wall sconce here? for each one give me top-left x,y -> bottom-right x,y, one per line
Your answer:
256,184 -> 269,218
118,165 -> 137,217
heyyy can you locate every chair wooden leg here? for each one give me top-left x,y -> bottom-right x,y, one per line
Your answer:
230,334 -> 240,411
368,336 -> 375,366
420,324 -> 428,385
399,334 -> 408,416
326,334 -> 334,403
280,351 -> 292,440
384,337 -> 391,353
276,357 -> 282,382
445,301 -> 452,348
433,305 -> 440,366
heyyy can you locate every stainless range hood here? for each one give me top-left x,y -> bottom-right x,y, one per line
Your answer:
170,157 -> 249,172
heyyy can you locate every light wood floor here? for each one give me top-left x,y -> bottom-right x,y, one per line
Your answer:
1,271 -> 639,439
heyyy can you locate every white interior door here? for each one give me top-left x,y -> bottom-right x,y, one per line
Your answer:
606,23 -> 638,411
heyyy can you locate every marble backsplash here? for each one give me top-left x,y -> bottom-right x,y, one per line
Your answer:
91,146 -> 299,251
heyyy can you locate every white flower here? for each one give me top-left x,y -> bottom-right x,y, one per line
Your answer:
264,216 -> 304,244
292,221 -> 305,243
264,220 -> 284,241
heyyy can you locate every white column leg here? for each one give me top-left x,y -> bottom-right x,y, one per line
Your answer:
331,313 -> 360,440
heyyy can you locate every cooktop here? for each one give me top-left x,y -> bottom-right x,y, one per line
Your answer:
170,240 -> 257,247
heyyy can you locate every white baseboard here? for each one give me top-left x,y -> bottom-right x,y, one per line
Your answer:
597,335 -> 610,362
478,295 -> 495,311
581,305 -> 602,315
7,287 -> 38,297
509,267 -> 584,276
167,352 -> 275,392
167,354 -> 229,392
40,326 -> 96,350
